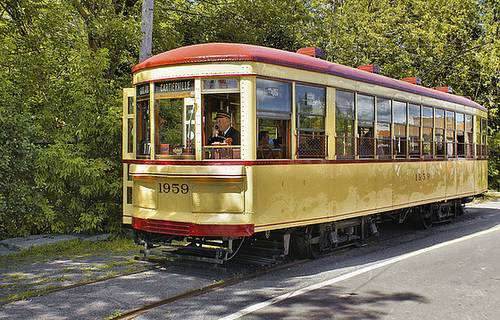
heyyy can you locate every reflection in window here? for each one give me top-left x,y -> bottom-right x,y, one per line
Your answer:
358,94 -> 375,158
435,109 -> 445,129
409,104 -> 421,126
136,100 -> 150,156
436,129 -> 445,157
422,107 -> 433,157
336,90 -> 355,118
465,114 -> 473,157
336,90 -> 355,158
394,101 -> 407,124
256,78 -> 291,117
256,79 -> 291,159
377,98 -> 391,123
127,119 -> 134,154
446,111 -> 455,157
393,101 -> 407,157
377,98 -> 392,158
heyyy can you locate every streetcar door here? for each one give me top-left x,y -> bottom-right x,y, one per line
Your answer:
122,88 -> 135,224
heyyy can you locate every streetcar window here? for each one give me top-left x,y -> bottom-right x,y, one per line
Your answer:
409,104 -> 421,126
376,98 -> 392,158
255,79 -> 291,160
151,80 -> 196,158
154,98 -> 194,156
465,114 -> 473,157
127,97 -> 134,114
434,109 -> 445,155
456,113 -> 465,131
446,111 -> 455,130
335,90 -> 355,118
456,113 -> 465,157
480,118 -> 488,157
446,111 -> 455,157
435,109 -> 445,128
377,98 -> 391,123
422,107 -> 433,157
136,84 -> 151,156
336,90 -> 355,158
393,101 -> 407,157
409,104 -> 421,157
296,84 -> 327,158
136,100 -> 150,156
394,101 -> 407,124
435,129 -> 445,157
203,91 -> 241,159
257,118 -> 290,159
358,94 -> 375,158
127,119 -> 134,154
256,79 -> 292,117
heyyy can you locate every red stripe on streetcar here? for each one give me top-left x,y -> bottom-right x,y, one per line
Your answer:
132,217 -> 254,237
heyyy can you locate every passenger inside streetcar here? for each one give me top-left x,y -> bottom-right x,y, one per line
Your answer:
257,130 -> 274,159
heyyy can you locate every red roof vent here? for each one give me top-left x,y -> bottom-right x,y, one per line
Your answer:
297,47 -> 325,59
402,77 -> 422,85
357,64 -> 380,74
432,86 -> 453,94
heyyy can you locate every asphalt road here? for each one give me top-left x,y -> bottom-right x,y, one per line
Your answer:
133,201 -> 500,320
1,200 -> 499,320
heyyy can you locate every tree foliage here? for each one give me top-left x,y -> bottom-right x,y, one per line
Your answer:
0,0 -> 141,238
1,0 -> 499,238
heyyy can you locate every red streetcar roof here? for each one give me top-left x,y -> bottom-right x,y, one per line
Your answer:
132,43 -> 486,112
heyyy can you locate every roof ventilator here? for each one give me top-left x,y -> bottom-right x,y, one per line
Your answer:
357,64 -> 381,74
402,77 -> 422,85
297,47 -> 325,59
432,86 -> 453,94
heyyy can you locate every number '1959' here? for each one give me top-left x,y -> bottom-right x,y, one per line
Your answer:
158,183 -> 189,194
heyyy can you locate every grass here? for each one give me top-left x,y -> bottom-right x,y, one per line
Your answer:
0,236 -> 150,304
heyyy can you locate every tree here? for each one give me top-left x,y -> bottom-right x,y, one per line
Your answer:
0,0 -> 142,238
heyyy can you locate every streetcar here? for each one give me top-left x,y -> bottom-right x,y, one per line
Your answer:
122,43 -> 488,264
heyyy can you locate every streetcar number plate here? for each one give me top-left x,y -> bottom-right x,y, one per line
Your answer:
158,183 -> 189,194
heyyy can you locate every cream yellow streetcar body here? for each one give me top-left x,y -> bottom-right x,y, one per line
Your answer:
123,43 -> 487,263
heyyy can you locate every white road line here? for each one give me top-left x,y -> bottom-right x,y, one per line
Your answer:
219,224 -> 500,320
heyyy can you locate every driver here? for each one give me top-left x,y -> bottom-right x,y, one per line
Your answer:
208,111 -> 240,145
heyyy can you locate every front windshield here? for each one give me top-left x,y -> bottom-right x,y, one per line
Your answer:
154,97 -> 195,157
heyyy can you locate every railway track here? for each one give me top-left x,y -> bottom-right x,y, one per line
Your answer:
108,219 -> 432,320
0,266 -> 158,307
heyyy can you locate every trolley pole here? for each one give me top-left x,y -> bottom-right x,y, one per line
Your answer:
139,0 -> 154,63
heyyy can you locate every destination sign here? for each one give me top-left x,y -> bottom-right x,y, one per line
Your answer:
155,80 -> 194,94
136,84 -> 149,98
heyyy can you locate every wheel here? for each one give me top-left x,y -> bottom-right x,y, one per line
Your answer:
305,225 -> 324,259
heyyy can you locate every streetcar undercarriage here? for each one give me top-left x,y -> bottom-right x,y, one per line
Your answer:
134,197 -> 473,265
